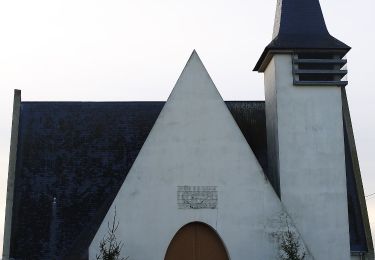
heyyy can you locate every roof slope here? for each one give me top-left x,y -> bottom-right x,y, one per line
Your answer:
254,0 -> 350,71
269,0 -> 349,49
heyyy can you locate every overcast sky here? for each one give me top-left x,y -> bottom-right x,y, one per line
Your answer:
0,0 -> 374,254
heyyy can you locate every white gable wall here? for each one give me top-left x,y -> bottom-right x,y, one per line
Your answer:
89,52 -> 309,260
264,54 -> 351,260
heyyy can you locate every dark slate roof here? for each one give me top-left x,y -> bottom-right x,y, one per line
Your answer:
9,101 -> 367,259
254,0 -> 350,71
10,102 -> 164,260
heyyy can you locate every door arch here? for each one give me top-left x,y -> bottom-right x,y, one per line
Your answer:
164,222 -> 229,260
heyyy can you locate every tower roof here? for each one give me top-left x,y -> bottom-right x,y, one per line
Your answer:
254,0 -> 350,71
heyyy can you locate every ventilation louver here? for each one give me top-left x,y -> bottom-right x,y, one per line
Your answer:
292,53 -> 348,87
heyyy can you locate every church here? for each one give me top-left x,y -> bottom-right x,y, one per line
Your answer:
2,0 -> 373,259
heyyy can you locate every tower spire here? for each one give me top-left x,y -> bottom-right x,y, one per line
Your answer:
254,0 -> 350,71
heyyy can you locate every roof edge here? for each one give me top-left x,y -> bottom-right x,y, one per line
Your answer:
342,88 -> 374,257
253,46 -> 351,72
2,89 -> 21,259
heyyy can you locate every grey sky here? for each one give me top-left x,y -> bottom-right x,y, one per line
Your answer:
0,0 -> 374,253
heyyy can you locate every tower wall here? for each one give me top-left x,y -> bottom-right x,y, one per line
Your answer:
264,54 -> 351,259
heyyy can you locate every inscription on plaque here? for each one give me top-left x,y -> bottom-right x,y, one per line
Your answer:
177,186 -> 217,209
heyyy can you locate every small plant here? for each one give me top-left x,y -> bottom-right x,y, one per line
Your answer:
96,207 -> 128,260
274,215 -> 306,260
279,226 -> 306,260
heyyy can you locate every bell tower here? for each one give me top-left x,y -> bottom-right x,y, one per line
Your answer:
254,0 -> 351,259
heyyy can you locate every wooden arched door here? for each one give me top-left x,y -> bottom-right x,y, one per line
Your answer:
164,222 -> 229,260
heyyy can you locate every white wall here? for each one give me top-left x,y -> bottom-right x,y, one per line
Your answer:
264,54 -> 351,260
89,52 -> 309,260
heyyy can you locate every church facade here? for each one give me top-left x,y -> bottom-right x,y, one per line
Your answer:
2,0 -> 373,259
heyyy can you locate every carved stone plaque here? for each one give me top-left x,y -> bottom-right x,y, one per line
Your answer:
177,186 -> 217,209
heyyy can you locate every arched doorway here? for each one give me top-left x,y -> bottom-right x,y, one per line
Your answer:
164,222 -> 229,260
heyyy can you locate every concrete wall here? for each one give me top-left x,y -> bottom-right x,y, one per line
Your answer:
264,54 -> 351,259
264,55 -> 280,195
89,52 -> 310,260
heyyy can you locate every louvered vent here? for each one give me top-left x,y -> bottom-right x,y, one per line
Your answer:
292,53 -> 348,86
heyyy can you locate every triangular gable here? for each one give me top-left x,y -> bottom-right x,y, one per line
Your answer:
89,51 -> 311,259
